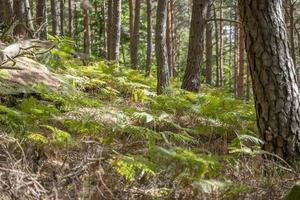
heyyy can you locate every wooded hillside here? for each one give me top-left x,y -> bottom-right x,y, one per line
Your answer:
0,0 -> 300,199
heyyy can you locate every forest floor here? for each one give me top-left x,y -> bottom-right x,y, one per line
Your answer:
0,40 -> 298,200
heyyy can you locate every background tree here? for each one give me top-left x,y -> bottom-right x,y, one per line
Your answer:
36,0 -> 47,40
181,0 -> 208,92
130,0 -> 141,69
145,0 -> 153,77
156,0 -> 169,94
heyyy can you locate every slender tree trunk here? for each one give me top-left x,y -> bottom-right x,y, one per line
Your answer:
2,0 -> 13,25
236,6 -> 245,99
219,0 -> 224,86
214,8 -> 220,87
36,0 -> 47,40
166,0 -> 175,77
181,0 -> 208,92
107,0 -> 113,60
205,1 -> 212,85
233,3 -> 238,97
129,0 -> 135,39
68,0 -> 73,38
102,1 -> 108,58
0,0 -> 4,24
51,0 -> 59,35
156,0 -> 169,94
130,0 -> 140,68
60,0 -> 65,35
240,0 -> 300,158
145,0 -> 152,77
83,0 -> 91,56
110,0 -> 121,62
24,0 -> 34,31
14,0 -> 28,37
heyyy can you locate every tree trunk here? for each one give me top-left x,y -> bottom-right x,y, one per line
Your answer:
83,0 -> 91,56
236,6 -> 245,99
145,0 -> 152,77
24,0 -> 34,31
130,0 -> 140,68
2,0 -> 13,25
110,0 -> 121,62
102,1 -> 108,58
218,0 -> 224,86
181,0 -> 208,92
205,1 -> 212,85
68,0 -> 73,38
36,0 -> 47,40
51,0 -> 59,35
214,8 -> 220,87
129,0 -> 135,39
14,0 -> 28,37
239,0 -> 300,158
166,0 -> 174,77
156,0 -> 169,94
107,0 -> 113,60
60,0 -> 65,35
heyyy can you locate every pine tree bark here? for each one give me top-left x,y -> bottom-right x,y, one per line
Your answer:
205,1 -> 212,85
239,0 -> 300,158
51,0 -> 59,35
2,0 -> 13,25
129,0 -> 135,39
36,0 -> 47,40
24,0 -> 34,31
156,0 -> 169,94
110,0 -> 121,62
166,0 -> 175,77
14,0 -> 27,37
0,0 -> 3,24
60,0 -> 65,35
83,0 -> 91,56
107,0 -> 113,60
68,0 -> 73,38
236,6 -> 245,99
181,0 -> 208,92
130,0 -> 140,68
218,0 -> 224,87
145,0 -> 152,77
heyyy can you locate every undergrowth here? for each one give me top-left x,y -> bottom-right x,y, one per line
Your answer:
0,37 -> 296,200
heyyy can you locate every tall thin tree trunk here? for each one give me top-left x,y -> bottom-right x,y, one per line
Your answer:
130,0 -> 140,68
214,7 -> 220,87
83,0 -> 91,56
14,0 -> 27,37
60,0 -> 65,35
236,5 -> 245,99
145,0 -> 152,77
156,0 -> 169,94
68,0 -> 73,38
181,0 -> 208,92
51,0 -> 59,35
205,1 -> 212,85
129,0 -> 135,39
36,0 -> 47,40
3,0 -> 13,25
102,1 -> 108,58
219,0 -> 224,86
24,0 -> 34,31
240,0 -> 300,158
110,0 -> 121,62
166,0 -> 174,77
0,0 -> 4,24
107,0 -> 113,60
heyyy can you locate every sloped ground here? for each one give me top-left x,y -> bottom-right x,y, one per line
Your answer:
0,49 -> 298,199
